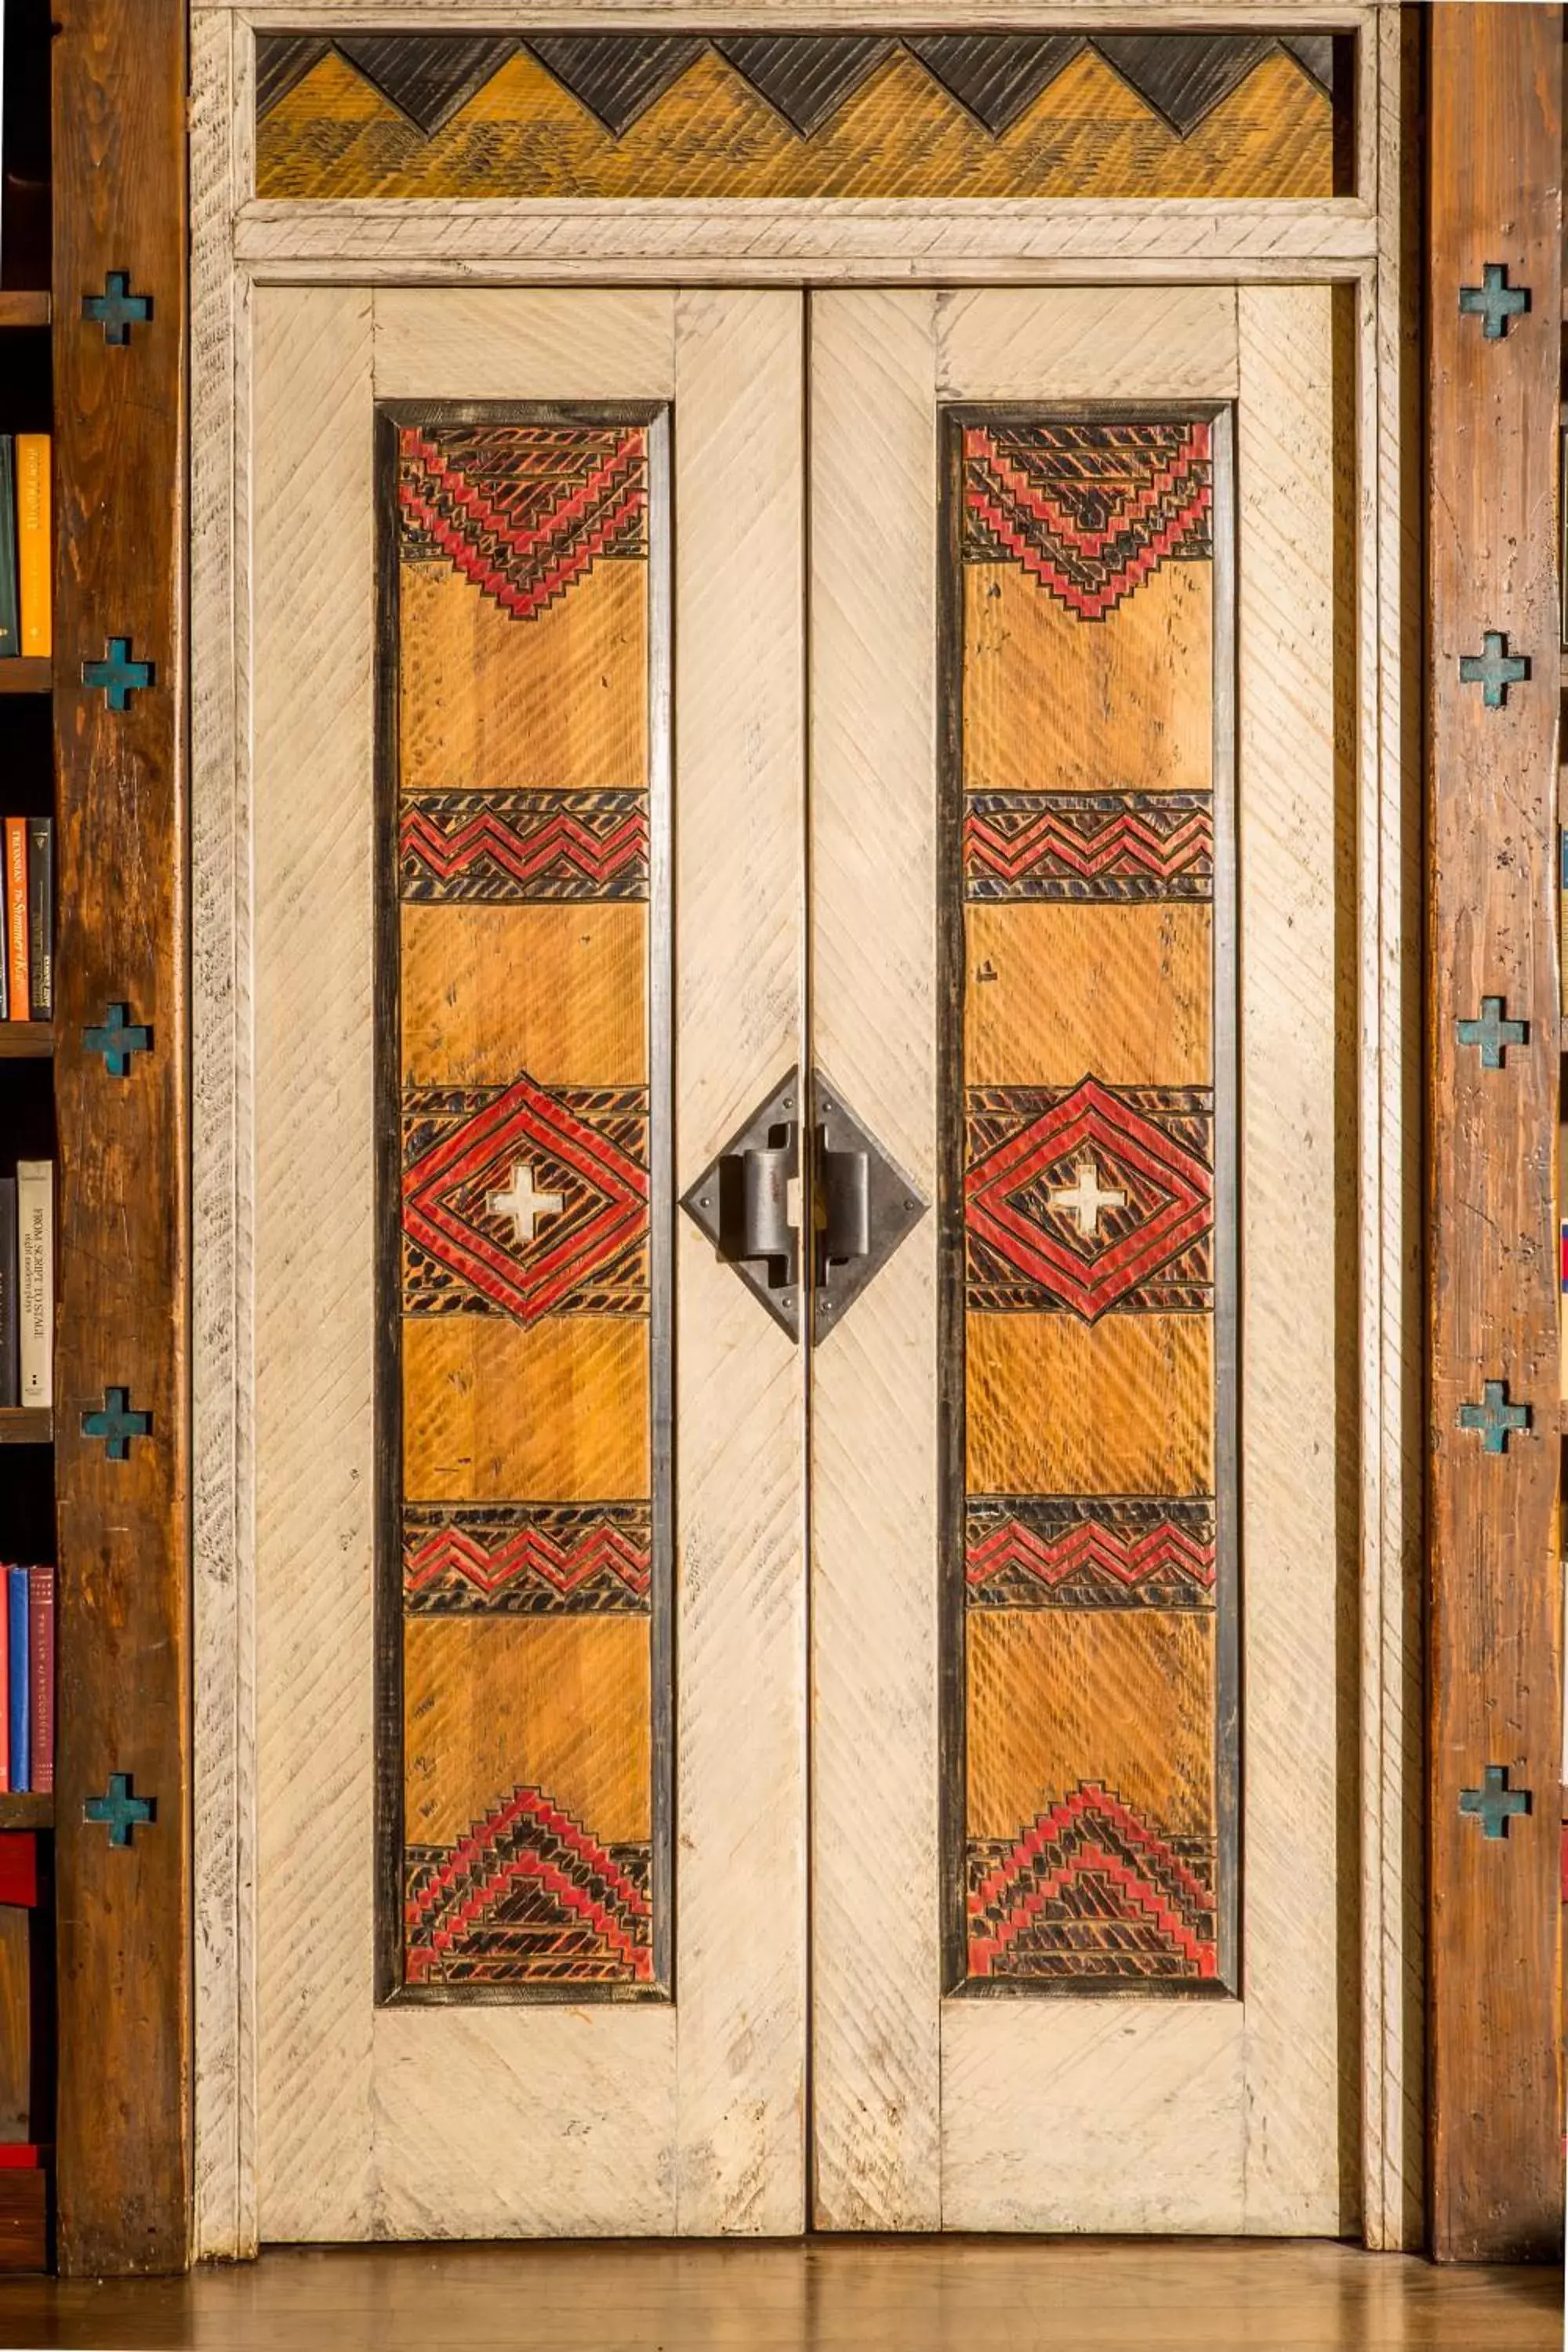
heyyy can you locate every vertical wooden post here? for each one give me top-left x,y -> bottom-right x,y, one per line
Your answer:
1428,2 -> 1564,2263
51,0 -> 190,2273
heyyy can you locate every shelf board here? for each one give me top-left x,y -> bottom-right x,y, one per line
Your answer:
0,1410 -> 51,1446
0,292 -> 49,330
0,659 -> 50,696
0,1794 -> 52,1831
0,1023 -> 53,1060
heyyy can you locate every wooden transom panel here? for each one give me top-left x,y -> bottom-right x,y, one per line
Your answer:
949,412 -> 1236,1994
255,30 -> 1349,201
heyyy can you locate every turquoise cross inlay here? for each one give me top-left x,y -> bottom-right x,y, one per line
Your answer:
83,1004 -> 152,1077
1459,1764 -> 1530,1839
84,1773 -> 154,1849
1457,1379 -> 1529,1454
1457,996 -> 1527,1069
1458,263 -> 1529,339
82,638 -> 154,712
81,1386 -> 151,1461
82,270 -> 152,346
1458,630 -> 1528,710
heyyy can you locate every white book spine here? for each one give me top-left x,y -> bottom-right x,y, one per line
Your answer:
16,1159 -> 52,1408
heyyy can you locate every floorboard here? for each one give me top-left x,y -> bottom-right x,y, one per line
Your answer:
0,2239 -> 1559,2350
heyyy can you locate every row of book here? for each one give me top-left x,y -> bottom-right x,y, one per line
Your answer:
0,1567 -> 54,1795
0,815 -> 50,1021
0,435 -> 48,661
0,1163 -> 51,1410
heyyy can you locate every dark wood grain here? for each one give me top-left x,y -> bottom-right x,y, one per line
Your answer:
0,295 -> 51,330
0,661 -> 53,696
0,1024 -> 55,1060
1428,2 -> 1564,2262
0,2168 -> 49,2272
50,0 -> 189,2277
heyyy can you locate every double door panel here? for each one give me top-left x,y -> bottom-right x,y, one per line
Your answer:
249,281 -> 1352,2238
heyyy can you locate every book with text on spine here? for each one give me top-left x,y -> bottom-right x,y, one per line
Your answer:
27,1567 -> 53,1795
0,437 -> 17,661
16,1161 -> 51,1409
26,818 -> 50,1020
7,1569 -> 28,1795
4,818 -> 27,1021
0,1177 -> 16,1411
15,434 -> 49,661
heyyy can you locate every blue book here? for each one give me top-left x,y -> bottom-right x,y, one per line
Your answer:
8,1568 -> 28,1794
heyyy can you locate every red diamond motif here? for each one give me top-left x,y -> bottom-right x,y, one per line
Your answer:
403,1076 -> 646,1324
966,1077 -> 1210,1323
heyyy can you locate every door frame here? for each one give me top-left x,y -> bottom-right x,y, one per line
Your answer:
188,0 -> 1422,2256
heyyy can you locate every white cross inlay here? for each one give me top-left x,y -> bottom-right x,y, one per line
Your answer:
487,1162 -> 565,1247
1048,1155 -> 1127,1240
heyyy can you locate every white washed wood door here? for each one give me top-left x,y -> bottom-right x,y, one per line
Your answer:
250,285 -> 808,2238
808,284 -> 1356,2234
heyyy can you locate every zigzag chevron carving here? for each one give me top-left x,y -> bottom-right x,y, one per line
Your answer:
256,29 -> 1337,143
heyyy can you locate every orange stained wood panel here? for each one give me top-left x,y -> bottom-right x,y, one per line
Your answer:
403,1316 -> 650,1501
964,901 -> 1211,1089
400,560 -> 648,796
967,1606 -> 1214,1840
404,1613 -> 651,1847
963,560 -> 1213,796
401,902 -> 647,1088
258,43 -> 1331,202
967,1312 -> 1213,1497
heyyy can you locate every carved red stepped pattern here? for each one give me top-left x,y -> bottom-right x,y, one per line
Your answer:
400,426 -> 645,622
405,1784 -> 652,1985
967,1782 -> 1216,1980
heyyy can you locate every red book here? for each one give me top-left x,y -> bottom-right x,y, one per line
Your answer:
0,2146 -> 44,2169
0,1834 -> 36,1910
3,821 -> 27,1022
27,1568 -> 52,1796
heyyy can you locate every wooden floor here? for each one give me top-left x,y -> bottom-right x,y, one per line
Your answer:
0,2240 -> 1559,2350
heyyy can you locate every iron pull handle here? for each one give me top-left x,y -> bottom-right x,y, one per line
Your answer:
817,1143 -> 870,1278
729,1139 -> 798,1277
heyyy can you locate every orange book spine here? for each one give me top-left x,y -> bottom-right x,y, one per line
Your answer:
4,823 -> 27,1023
15,435 -> 49,661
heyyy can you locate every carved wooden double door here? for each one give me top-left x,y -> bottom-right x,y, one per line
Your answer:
252,282 -> 1352,2238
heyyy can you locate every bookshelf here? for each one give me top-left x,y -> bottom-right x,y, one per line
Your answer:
0,0 -> 58,2277
0,0 -> 188,2278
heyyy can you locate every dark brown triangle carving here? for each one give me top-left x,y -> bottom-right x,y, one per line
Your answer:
255,33 -> 333,122
524,34 -> 710,136
1090,32 -> 1277,137
333,34 -> 520,136
1277,33 -> 1336,97
713,34 -> 896,136
904,34 -> 1086,135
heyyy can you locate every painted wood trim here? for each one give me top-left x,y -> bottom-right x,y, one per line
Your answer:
1358,0 -> 1422,2256
808,289 -> 942,2230
191,2 -> 260,2267
1425,1 -> 1564,2264
233,204 -> 1380,281
206,1 -> 1376,27
52,0 -> 191,2278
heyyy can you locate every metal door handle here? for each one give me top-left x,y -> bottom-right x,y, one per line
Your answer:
682,1069 -> 928,1345
681,1070 -> 801,1338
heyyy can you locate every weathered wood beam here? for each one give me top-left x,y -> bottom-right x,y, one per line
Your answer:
1428,0 -> 1564,2264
